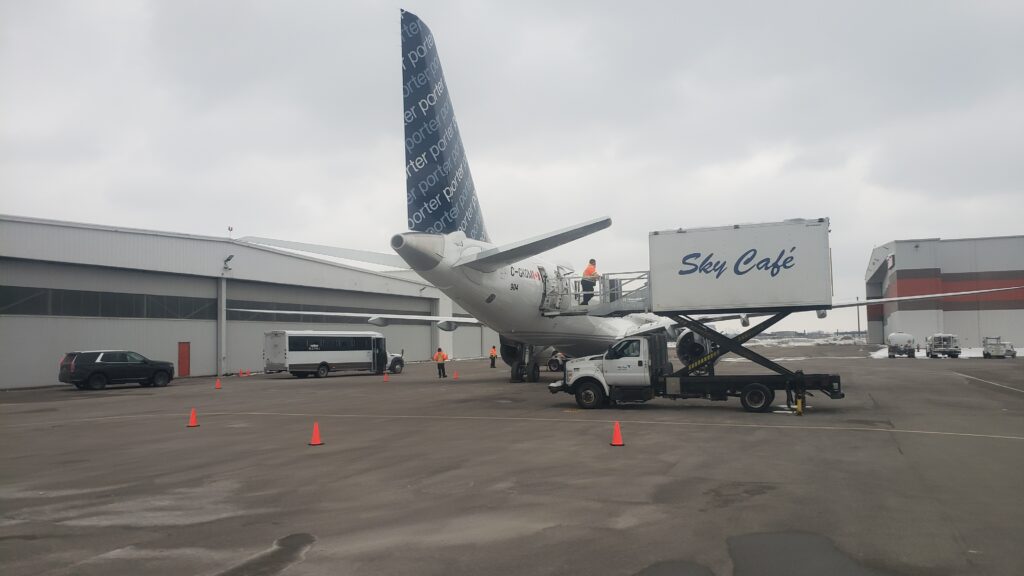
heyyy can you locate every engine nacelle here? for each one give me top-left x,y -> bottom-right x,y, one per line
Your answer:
675,329 -> 715,366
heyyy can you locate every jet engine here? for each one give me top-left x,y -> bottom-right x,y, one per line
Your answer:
674,329 -> 717,370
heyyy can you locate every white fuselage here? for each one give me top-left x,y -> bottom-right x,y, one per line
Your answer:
392,231 -> 636,357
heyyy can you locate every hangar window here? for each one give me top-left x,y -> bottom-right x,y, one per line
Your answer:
0,285 -> 216,320
0,286 -> 50,315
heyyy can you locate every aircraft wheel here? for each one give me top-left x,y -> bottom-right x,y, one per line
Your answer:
527,362 -> 541,382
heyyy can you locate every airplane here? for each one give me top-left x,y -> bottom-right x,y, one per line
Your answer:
232,10 -> 1024,383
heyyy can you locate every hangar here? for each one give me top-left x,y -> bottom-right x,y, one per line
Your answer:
865,235 -> 1024,347
0,215 -> 497,389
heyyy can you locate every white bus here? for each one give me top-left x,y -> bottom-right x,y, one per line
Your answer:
263,331 -> 404,378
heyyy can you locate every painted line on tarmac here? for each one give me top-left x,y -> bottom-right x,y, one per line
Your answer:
205,411 -> 1024,441
7,411 -> 1023,441
952,372 -> 1024,394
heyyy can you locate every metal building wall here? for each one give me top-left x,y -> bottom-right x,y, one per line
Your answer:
867,236 -> 1024,346
0,316 -> 216,388
2,258 -> 216,297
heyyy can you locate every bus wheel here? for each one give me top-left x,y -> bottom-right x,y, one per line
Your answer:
315,364 -> 329,378
740,383 -> 772,412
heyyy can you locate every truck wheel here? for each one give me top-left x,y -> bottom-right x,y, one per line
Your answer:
740,383 -> 772,413
390,360 -> 404,374
87,373 -> 107,390
574,381 -> 607,409
908,351 -> 915,358
548,358 -> 561,371
315,364 -> 329,378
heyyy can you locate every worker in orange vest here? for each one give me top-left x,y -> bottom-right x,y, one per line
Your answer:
581,258 -> 600,305
433,347 -> 448,378
489,345 -> 498,368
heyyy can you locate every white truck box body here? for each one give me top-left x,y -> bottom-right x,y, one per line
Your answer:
648,218 -> 832,313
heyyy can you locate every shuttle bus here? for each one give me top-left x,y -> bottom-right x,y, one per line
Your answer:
263,331 -> 404,378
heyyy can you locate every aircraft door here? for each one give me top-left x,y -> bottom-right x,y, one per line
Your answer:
603,339 -> 648,387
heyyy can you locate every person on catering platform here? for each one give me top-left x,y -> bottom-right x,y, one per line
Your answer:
581,258 -> 600,305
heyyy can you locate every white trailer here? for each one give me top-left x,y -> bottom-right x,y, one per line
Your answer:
649,218 -> 832,314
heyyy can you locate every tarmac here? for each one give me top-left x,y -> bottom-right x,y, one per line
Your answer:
2,345 -> 1022,575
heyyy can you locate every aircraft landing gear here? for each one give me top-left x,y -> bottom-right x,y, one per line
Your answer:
503,341 -> 540,382
499,336 -> 545,383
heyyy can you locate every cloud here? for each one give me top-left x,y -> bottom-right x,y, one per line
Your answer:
2,0 -> 1022,332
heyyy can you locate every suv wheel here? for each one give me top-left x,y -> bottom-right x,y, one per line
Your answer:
152,371 -> 170,387
88,373 -> 107,390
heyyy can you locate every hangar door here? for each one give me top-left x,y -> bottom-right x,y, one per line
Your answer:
454,325 -> 485,359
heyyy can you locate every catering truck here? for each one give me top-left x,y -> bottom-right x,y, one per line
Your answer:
551,218 -> 845,414
549,333 -> 844,413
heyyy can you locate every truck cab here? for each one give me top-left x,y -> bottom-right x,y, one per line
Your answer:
549,334 -> 672,409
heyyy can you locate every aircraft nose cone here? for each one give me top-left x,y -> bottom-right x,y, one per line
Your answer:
391,233 -> 445,271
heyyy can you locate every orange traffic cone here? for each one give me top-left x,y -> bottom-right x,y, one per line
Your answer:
610,421 -> 624,446
187,408 -> 199,428
215,378 -> 222,389
238,369 -> 244,377
453,371 -> 459,380
308,421 -> 324,446
383,372 -> 389,382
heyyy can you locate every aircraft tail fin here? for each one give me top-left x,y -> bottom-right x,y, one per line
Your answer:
401,10 -> 489,242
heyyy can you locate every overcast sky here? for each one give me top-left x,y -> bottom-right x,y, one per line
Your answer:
3,0 -> 1022,332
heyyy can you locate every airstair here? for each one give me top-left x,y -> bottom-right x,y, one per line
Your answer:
540,269 -> 652,317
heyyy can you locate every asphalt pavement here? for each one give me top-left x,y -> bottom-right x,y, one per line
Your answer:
2,346 -> 1022,575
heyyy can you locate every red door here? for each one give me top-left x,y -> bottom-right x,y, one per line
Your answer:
177,342 -> 191,377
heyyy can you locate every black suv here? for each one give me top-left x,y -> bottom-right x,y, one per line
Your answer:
59,351 -> 175,390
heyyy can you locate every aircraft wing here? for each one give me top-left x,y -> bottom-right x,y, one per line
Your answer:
226,309 -> 479,331
622,285 -> 1024,335
454,217 -> 612,272
829,285 -> 1024,309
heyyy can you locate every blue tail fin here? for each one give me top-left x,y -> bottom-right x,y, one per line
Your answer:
401,10 -> 490,243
